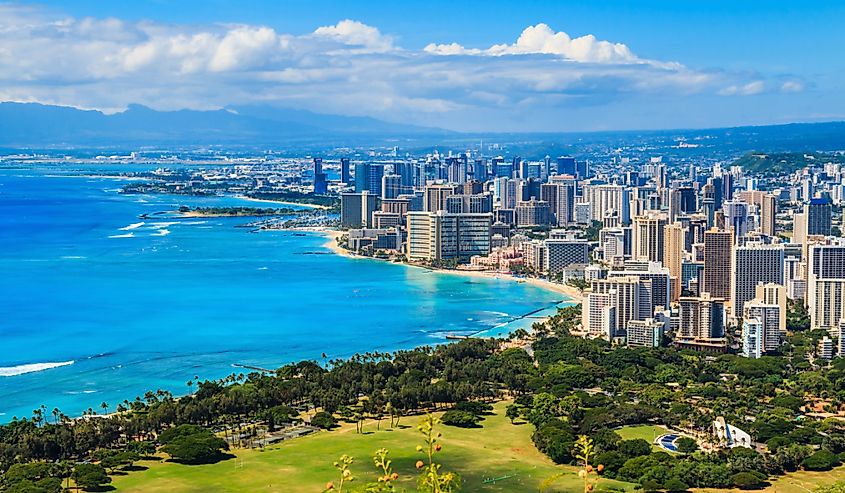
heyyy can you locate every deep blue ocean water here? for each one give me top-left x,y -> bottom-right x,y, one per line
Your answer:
0,163 -> 566,421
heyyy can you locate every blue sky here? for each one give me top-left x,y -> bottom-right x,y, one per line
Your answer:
2,0 -> 843,131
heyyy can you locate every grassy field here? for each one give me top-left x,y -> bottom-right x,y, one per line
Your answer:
614,425 -> 669,452
698,467 -> 845,493
110,401 -> 637,493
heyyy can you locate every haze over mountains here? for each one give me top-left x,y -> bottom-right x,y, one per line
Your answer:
1,101 -> 845,152
0,102 -> 449,147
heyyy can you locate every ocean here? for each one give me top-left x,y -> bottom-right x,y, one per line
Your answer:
0,163 -> 568,421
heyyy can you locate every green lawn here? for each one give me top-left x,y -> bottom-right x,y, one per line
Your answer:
697,466 -> 845,493
614,425 -> 669,452
111,402 -> 637,493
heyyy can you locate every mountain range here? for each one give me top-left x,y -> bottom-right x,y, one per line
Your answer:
0,102 -> 450,147
1,102 -> 845,152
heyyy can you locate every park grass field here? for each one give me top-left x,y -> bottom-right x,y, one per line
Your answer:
697,466 -> 845,493
108,406 -> 845,493
614,424 -> 669,452
110,401 -> 637,493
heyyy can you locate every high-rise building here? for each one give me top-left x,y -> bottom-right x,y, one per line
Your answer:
355,162 -> 384,196
703,228 -> 733,300
540,182 -> 575,226
582,292 -> 614,338
406,211 -> 492,261
741,318 -> 763,359
340,157 -> 351,184
807,243 -> 845,331
664,223 -> 686,302
633,213 -> 668,263
677,293 -> 727,351
556,156 -> 576,175
730,243 -> 784,320
340,192 -> 378,228
515,200 -> 551,227
424,184 -> 459,212
744,301 -> 782,353
724,200 -> 749,239
590,276 -> 653,335
806,197 -> 833,236
545,239 -> 590,274
381,174 -> 402,200
313,158 -> 328,194
607,262 -> 672,311
761,193 -> 777,237
393,161 -> 415,189
627,318 -> 664,347
586,184 -> 631,225
754,283 -> 787,334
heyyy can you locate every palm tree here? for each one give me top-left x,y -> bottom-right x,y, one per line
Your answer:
101,402 -> 109,415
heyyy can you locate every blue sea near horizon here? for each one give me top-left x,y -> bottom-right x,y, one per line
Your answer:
0,163 -> 568,422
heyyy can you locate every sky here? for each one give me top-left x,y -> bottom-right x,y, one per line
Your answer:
1,0 -> 843,132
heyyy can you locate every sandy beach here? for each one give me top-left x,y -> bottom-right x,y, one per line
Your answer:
304,227 -> 584,303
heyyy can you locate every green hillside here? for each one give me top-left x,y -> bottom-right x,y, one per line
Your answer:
733,152 -> 845,175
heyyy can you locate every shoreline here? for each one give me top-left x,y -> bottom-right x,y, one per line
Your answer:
290,227 -> 584,341
313,228 -> 584,303
234,195 -> 330,210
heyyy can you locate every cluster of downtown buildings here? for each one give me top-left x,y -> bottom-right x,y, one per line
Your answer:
327,151 -> 845,359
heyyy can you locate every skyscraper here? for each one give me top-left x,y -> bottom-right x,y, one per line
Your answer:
355,162 -> 384,197
632,213 -> 668,263
406,211 -> 492,261
340,157 -> 351,184
724,200 -> 749,239
807,243 -> 845,331
806,197 -> 832,236
730,243 -> 784,320
703,228 -> 733,300
313,158 -> 328,194
381,174 -> 402,200
664,223 -> 685,302
340,192 -> 378,228
424,184 -> 459,212
556,156 -> 576,175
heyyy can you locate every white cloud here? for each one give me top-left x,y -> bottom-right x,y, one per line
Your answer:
425,23 -> 646,65
0,5 -> 797,131
718,80 -> 765,96
781,80 -> 804,93
312,19 -> 393,52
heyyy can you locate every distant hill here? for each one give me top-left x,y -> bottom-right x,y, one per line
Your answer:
0,102 -> 450,147
733,151 -> 845,175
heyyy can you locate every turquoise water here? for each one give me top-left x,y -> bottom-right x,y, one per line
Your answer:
0,164 -> 566,421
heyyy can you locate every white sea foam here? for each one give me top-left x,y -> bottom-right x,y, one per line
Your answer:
258,267 -> 268,270
119,222 -> 145,231
150,222 -> 177,228
0,361 -> 74,377
108,233 -> 135,239
182,221 -> 207,225
60,256 -> 86,260
152,229 -> 171,236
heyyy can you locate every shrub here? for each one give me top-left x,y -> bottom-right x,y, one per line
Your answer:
618,438 -> 652,458
73,463 -> 111,491
454,401 -> 493,415
731,471 -> 766,490
311,411 -> 337,430
159,425 -> 229,464
664,478 -> 690,492
802,449 -> 841,471
440,410 -> 481,428
675,437 -> 698,455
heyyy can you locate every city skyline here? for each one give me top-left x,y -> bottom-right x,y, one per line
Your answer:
1,1 -> 843,132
